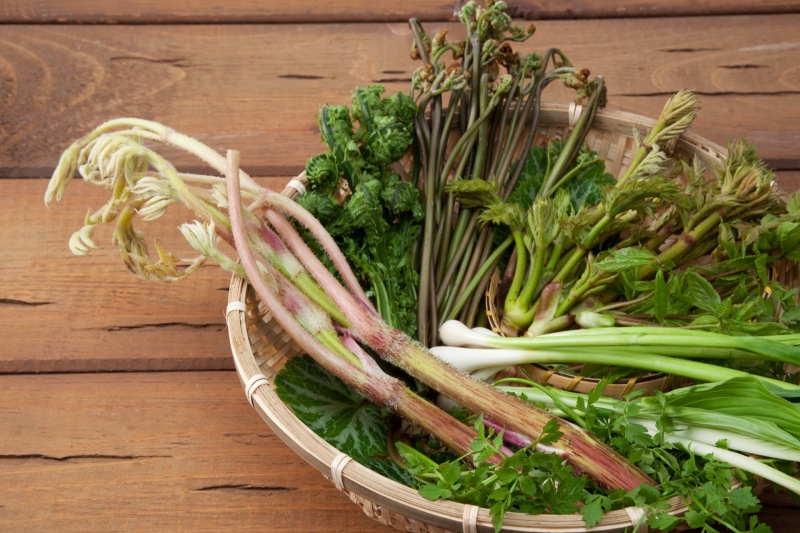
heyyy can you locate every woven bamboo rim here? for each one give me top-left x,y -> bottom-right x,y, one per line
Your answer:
226,103 -> 730,532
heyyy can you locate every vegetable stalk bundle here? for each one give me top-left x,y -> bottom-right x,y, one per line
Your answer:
44,118 -> 655,492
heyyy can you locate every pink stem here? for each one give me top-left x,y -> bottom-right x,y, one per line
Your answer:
256,188 -> 374,311
266,209 -> 378,317
340,333 -> 385,377
225,150 -> 495,461
261,195 -> 655,490
482,419 -> 532,451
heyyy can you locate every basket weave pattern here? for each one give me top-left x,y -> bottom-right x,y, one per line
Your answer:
226,104 -> 728,533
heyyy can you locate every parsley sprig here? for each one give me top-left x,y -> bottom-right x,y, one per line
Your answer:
396,382 -> 773,533
398,416 -> 590,532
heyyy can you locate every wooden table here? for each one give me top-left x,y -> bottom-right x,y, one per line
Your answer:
2,1 -> 799,531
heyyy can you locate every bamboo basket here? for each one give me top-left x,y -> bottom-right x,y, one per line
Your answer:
225,103 -> 730,533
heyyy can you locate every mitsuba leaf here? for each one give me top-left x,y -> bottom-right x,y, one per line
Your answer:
727,486 -> 761,513
419,483 -> 451,500
648,511 -> 682,532
579,497 -> 605,528
275,354 -> 389,462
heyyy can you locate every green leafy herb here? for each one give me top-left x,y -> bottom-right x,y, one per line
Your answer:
275,354 -> 389,462
510,141 -> 615,211
299,84 -> 422,337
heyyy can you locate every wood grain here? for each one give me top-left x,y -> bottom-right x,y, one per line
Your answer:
3,166 -> 798,375
0,371 -> 796,532
777,171 -> 800,192
0,177 -> 286,374
0,0 -> 798,23
0,16 -> 798,179
0,371 -> 384,532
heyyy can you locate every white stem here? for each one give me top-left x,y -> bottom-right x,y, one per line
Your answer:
430,345 -> 533,373
634,419 -> 800,463
664,434 -> 800,496
440,320 -> 501,347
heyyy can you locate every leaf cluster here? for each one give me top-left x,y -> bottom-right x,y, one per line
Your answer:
510,141 -> 615,212
398,416 -> 591,532
513,384 -> 773,533
297,85 -> 423,336
274,354 -> 412,485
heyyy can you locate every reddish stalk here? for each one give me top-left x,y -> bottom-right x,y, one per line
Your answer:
253,159 -> 655,491
225,150 -> 494,462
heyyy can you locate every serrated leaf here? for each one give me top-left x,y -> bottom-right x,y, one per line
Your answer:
683,509 -> 707,529
579,497 -> 605,528
491,502 -> 507,533
510,142 -> 615,211
490,486 -> 510,501
419,483 -> 451,500
441,461 -> 463,486
695,482 -> 730,516
495,466 -> 519,484
756,254 -> 770,284
518,475 -> 537,496
647,511 -> 682,532
680,270 -> 721,314
635,482 -> 662,505
778,222 -> 800,255
751,521 -> 774,533
566,163 -> 616,210
727,486 -> 761,513
509,146 -> 548,209
625,421 -> 654,448
596,247 -> 657,273
274,354 -> 388,462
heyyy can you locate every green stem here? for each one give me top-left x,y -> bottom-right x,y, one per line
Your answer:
540,76 -> 605,197
445,236 -> 513,322
517,245 -> 546,309
553,214 -> 613,283
504,230 -> 528,305
439,231 -> 477,318
481,331 -> 800,368
638,212 -> 723,280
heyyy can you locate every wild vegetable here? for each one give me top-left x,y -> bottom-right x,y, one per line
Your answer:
404,379 -> 784,533
299,85 -> 423,337
407,1 -> 606,345
45,118 -> 656,493
435,320 -> 800,390
496,378 -> 800,504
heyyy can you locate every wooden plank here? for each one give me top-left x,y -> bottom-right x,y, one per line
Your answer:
4,167 -> 799,375
0,372 -> 384,532
777,171 -> 800,193
0,371 -> 797,531
0,0 -> 799,24
0,16 -> 797,179
0,177 -> 288,374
